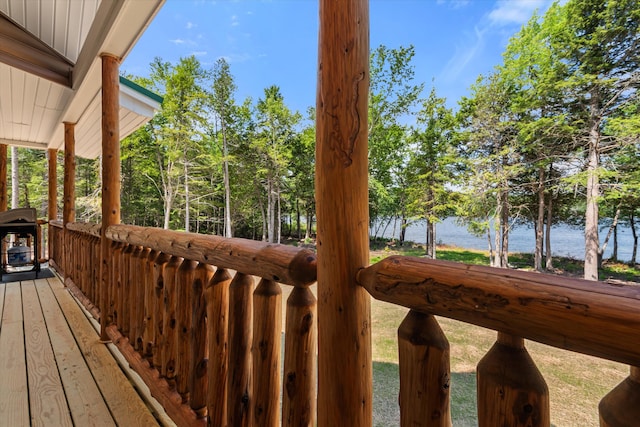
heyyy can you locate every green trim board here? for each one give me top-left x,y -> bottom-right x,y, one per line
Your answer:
119,76 -> 163,104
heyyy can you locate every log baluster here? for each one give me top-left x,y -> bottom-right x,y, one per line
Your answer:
190,262 -> 212,418
163,256 -> 183,388
282,286 -> 316,427
599,366 -> 640,426
476,332 -> 549,427
111,242 -> 124,328
131,247 -> 150,353
176,259 -> 197,403
152,252 -> 171,370
227,272 -> 254,427
120,244 -> 135,336
206,267 -> 231,426
252,279 -> 282,427
398,310 -> 451,427
143,249 -> 159,361
92,235 -> 100,313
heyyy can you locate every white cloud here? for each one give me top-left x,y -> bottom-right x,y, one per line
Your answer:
219,53 -> 252,63
441,25 -> 487,82
170,38 -> 186,45
436,0 -> 470,8
231,15 -> 239,27
488,0 -> 547,26
186,21 -> 196,29
191,51 -> 208,57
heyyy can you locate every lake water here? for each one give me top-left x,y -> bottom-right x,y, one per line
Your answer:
371,217 -> 637,262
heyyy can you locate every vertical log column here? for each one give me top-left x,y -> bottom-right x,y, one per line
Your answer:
63,123 -> 76,279
316,0 -> 372,425
0,145 -> 7,268
99,53 -> 121,342
0,144 -> 6,212
47,149 -> 57,260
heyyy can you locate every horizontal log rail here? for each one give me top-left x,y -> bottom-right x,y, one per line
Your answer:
53,222 -> 318,427
106,224 -> 317,287
357,255 -> 640,426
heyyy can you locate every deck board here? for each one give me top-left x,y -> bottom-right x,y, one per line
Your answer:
0,273 -> 162,427
22,280 -> 73,427
50,278 -> 161,426
36,278 -> 115,427
0,283 -> 29,427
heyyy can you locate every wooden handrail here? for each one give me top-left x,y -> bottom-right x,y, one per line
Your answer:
67,221 -> 101,237
50,219 -> 63,228
357,255 -> 640,367
105,224 -> 317,287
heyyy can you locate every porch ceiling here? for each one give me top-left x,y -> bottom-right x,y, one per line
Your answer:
0,0 -> 164,159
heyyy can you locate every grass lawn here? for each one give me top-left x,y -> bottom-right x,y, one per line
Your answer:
368,243 -> 636,426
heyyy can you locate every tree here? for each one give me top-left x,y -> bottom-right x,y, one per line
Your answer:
368,45 -> 424,235
406,87 -> 457,258
210,58 -> 237,238
253,86 -> 300,243
552,0 -> 640,279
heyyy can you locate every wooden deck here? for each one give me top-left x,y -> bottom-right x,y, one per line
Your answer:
0,273 -> 165,426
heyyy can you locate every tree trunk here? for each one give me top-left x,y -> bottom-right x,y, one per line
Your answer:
630,213 -> 637,266
399,215 -> 407,246
11,146 -> 18,209
600,204 -> 621,262
184,153 -> 190,232
535,168 -> 545,272
612,224 -> 618,261
276,181 -> 281,244
500,189 -> 509,268
305,210 -> 312,240
584,98 -> 601,281
545,193 -> 554,271
296,200 -> 301,238
222,129 -> 232,238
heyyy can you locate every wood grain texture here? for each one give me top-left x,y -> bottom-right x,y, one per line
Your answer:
152,252 -> 171,370
106,224 -> 316,286
206,267 -> 231,426
283,286 -> 317,427
252,279 -> 282,427
599,366 -> 640,427
144,250 -> 160,362
163,256 -> 183,384
358,255 -> 640,366
176,260 -> 197,402
190,263 -> 212,417
63,122 -> 75,279
48,149 -> 57,221
227,272 -> 254,427
22,281 -> 73,427
0,144 -> 7,212
398,310 -> 451,427
53,277 -> 160,426
39,278 -> 114,426
476,333 -> 549,427
0,283 -> 29,426
316,0 -> 372,425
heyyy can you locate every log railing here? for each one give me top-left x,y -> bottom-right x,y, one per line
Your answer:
51,222 -> 640,426
357,255 -> 640,426
48,220 -> 64,274
58,222 -> 317,427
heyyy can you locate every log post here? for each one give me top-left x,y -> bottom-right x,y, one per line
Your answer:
47,149 -> 57,259
316,0 -> 371,425
190,262 -> 212,418
133,247 -> 151,352
143,249 -> 159,361
111,243 -> 124,328
120,244 -> 135,336
206,267 -> 232,426
63,122 -> 76,279
398,310 -> 451,427
252,279 -> 282,427
0,144 -> 6,212
99,53 -> 121,342
283,286 -> 317,427
476,333 -> 549,427
128,246 -> 143,348
227,272 -> 254,427
599,366 -> 640,426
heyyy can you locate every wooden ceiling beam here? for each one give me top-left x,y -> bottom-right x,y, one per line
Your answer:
0,13 -> 73,88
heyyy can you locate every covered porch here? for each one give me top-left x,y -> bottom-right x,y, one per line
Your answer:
2,1 -> 640,426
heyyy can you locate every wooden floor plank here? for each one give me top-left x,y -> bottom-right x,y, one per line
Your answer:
0,282 -> 5,329
0,283 -> 29,427
22,280 -> 73,427
36,278 -> 115,427
49,278 -> 161,427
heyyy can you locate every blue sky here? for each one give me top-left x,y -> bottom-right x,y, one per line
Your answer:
123,0 -> 555,114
